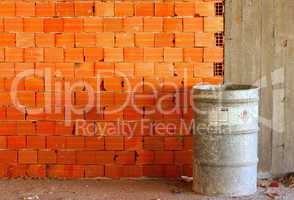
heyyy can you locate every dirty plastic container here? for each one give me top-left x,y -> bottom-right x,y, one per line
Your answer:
192,84 -> 259,197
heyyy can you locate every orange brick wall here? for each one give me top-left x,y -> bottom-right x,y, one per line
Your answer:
0,0 -> 223,179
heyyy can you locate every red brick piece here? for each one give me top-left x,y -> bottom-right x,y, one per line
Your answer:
44,18 -> 64,33
105,136 -> 124,150
19,150 -> 38,164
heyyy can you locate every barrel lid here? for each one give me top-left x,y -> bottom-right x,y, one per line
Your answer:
192,84 -> 259,102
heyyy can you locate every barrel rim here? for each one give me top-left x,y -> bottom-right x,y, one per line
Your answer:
193,84 -> 259,92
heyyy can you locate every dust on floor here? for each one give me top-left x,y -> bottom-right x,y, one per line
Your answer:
0,179 -> 293,200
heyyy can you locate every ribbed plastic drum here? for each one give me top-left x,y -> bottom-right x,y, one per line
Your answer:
192,84 -> 259,197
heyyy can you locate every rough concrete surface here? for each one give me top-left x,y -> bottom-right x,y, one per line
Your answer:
0,179 -> 293,200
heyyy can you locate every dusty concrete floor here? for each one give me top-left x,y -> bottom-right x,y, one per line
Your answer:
0,179 -> 293,200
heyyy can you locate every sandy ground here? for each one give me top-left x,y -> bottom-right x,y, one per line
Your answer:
0,179 -> 293,200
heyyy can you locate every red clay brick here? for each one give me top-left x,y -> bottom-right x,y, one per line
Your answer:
104,48 -> 123,62
19,150 -> 38,164
35,2 -> 55,16
0,93 -> 12,107
96,33 -> 114,47
64,48 -> 84,63
74,63 -> 94,78
116,151 -> 135,165
27,165 -> 46,178
204,47 -> 224,62
136,150 -> 154,164
27,136 -> 46,149
75,1 -> 94,16
38,150 -> 56,164
175,2 -> 195,16
0,136 -> 7,149
155,63 -> 174,77
164,48 -> 183,62
174,150 -> 192,164
48,165 -> 84,179
144,47 -> 164,62
55,63 -> 75,78
115,2 -> 133,16
155,2 -> 174,17
135,33 -> 154,47
36,121 -> 55,135
155,33 -> 174,47
56,2 -> 74,16
75,33 -> 96,47
115,33 -> 134,48
66,136 -> 84,149
103,18 -> 123,32
16,121 -> 35,135
125,137 -> 143,150
105,136 -> 124,150
44,48 -> 64,62
0,164 -> 7,177
175,33 -> 195,47
5,48 -> 23,62
47,165 -> 64,178
55,33 -> 75,48
163,18 -> 182,32
84,48 -> 103,62
204,17 -> 224,32
195,1 -> 215,17
144,18 -> 163,32
164,165 -> 182,178
105,165 -> 123,179
115,63 -> 134,77
174,63 -> 194,78
164,137 -> 183,150
85,137 -> 104,150
0,63 -> 15,78
144,137 -> 163,150
84,18 -> 103,32
35,33 -> 55,47
124,18 -> 143,32
183,18 -> 203,32
24,48 -> 44,62
195,32 -> 215,47
23,18 -> 43,32
44,18 -> 64,33
85,165 -> 104,178
154,151 -> 174,164
134,63 -> 154,77
124,165 -> 143,177
96,151 -> 115,164
183,136 -> 192,150
65,165 -> 85,179
16,33 -> 34,48
184,48 -> 204,62
76,151 -> 96,164
16,2 -> 35,16
135,2 -> 154,16
95,1 -> 114,16
57,150 -> 76,164
6,107 -> 25,120
4,18 -> 23,32
0,33 -> 15,47
64,18 -> 83,33
124,48 -> 144,62
0,107 -> 7,120
0,2 -> 15,17
143,165 -> 164,177
0,150 -> 17,163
